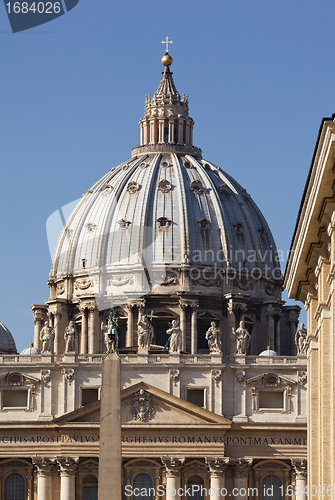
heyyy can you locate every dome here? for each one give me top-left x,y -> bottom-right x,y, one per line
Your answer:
259,347 -> 278,356
0,321 -> 17,354
21,343 -> 41,355
42,51 -> 295,357
50,58 -> 281,309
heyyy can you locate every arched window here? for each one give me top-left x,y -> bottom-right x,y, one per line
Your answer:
188,476 -> 204,499
83,474 -> 98,500
4,473 -> 26,500
133,473 -> 153,499
262,475 -> 282,500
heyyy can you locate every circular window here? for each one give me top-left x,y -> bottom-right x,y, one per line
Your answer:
184,161 -> 191,168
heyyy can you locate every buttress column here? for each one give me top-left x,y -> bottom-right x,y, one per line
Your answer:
126,303 -> 134,347
88,302 -> 96,354
79,303 -> 88,354
179,300 -> 187,352
191,300 -> 199,355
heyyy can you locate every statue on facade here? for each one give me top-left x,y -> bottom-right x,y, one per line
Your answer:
233,321 -> 251,354
101,307 -> 119,354
295,323 -> 307,354
137,314 -> 153,350
64,321 -> 76,352
166,319 -> 182,353
40,321 -> 55,353
205,321 -> 222,353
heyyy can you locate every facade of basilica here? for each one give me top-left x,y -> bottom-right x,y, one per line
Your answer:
0,51 -> 307,500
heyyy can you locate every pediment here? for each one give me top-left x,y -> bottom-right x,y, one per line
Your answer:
54,382 -> 231,427
246,372 -> 296,387
0,372 -> 40,387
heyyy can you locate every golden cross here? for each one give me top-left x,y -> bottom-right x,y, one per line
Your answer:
162,36 -> 173,52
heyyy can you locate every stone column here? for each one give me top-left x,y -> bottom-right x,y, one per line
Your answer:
32,457 -> 55,500
159,119 -> 165,143
185,120 -> 190,145
226,298 -> 237,355
57,457 -> 79,500
179,300 -> 187,352
53,312 -> 62,354
88,302 -> 96,354
33,317 -> 43,351
140,120 -> 144,145
191,301 -> 199,355
126,303 -> 134,347
206,458 -> 229,500
292,460 -> 307,500
266,305 -> 275,350
232,459 -> 253,500
79,303 -> 88,354
143,120 -> 148,145
161,457 -> 184,500
178,118 -> 184,143
168,119 -> 175,143
190,121 -> 194,145
150,119 -> 155,144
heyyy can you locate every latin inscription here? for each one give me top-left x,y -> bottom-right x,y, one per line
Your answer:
0,435 -> 307,446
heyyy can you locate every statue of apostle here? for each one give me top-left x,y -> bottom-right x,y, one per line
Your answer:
233,321 -> 251,354
295,323 -> 307,354
166,319 -> 182,354
137,314 -> 153,351
64,321 -> 76,352
205,321 -> 222,353
40,321 -> 55,353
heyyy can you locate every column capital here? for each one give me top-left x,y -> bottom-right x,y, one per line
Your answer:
87,301 -> 97,313
291,459 -> 307,479
78,302 -> 87,313
57,456 -> 79,477
161,456 -> 185,477
205,457 -> 230,476
231,458 -> 253,478
190,300 -> 199,312
125,302 -> 135,311
179,298 -> 191,310
32,456 -> 55,476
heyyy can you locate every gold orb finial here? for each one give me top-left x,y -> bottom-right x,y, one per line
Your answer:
162,52 -> 173,67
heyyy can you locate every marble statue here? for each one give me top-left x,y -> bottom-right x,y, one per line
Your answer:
233,321 -> 251,354
205,321 -> 222,353
40,321 -> 55,353
166,319 -> 182,353
137,314 -> 153,350
295,323 -> 307,354
64,321 -> 76,352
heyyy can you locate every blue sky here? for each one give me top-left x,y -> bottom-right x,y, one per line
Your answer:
1,0 -> 331,351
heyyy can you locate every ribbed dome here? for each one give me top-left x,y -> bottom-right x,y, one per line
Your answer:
49,53 -> 282,309
51,155 -> 277,275
0,321 -> 17,353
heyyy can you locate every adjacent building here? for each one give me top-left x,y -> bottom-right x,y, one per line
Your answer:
284,115 -> 335,494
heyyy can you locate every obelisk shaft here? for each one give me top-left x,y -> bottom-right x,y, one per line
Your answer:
98,351 -> 122,499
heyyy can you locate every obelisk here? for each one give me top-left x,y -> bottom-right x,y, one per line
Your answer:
98,351 -> 122,499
